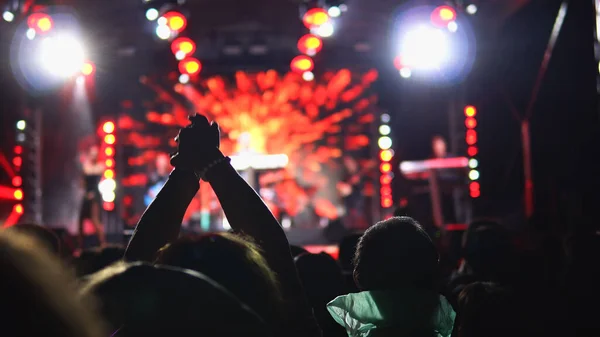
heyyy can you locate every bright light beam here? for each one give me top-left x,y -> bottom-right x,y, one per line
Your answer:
39,34 -> 85,78
398,25 -> 450,70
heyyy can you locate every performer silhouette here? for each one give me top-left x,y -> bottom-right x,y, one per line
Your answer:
79,145 -> 106,248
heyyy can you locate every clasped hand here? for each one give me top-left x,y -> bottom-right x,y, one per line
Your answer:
170,114 -> 223,176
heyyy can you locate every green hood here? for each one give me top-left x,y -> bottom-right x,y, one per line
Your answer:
327,289 -> 455,337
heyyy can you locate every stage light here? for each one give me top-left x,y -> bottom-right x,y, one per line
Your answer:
468,158 -> 478,168
378,136 -> 392,149
431,6 -> 456,27
39,35 -> 86,78
467,146 -> 478,156
290,55 -> 314,73
3,11 -> 14,22
102,191 -> 115,202
303,8 -> 329,29
104,134 -> 116,145
105,147 -> 114,156
399,68 -> 412,78
28,13 -> 53,34
297,34 -> 323,55
398,25 -> 449,70
178,57 -> 202,75
382,197 -> 393,208
312,22 -> 334,37
102,121 -> 115,134
171,37 -> 196,59
447,21 -> 458,33
381,186 -> 392,195
104,169 -> 114,179
179,74 -> 190,84
12,176 -> 22,187
14,146 -> 22,154
466,4 -> 477,15
470,189 -> 480,198
380,149 -> 393,161
379,125 -> 391,135
13,157 -> 22,167
469,181 -> 480,191
464,105 -> 476,117
381,113 -> 390,123
146,8 -> 159,21
468,170 -> 479,180
81,62 -> 95,76
14,189 -> 23,200
380,163 -> 392,173
156,25 -> 171,40
15,204 -> 23,214
105,159 -> 114,167
302,71 -> 315,81
465,117 -> 477,129
98,178 -> 116,194
163,11 -> 187,32
26,28 -> 36,40
466,130 -> 477,145
103,202 -> 115,211
328,6 -> 341,17
380,175 -> 392,185
16,120 -> 26,130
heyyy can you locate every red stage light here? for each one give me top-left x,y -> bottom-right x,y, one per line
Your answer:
103,202 -> 115,211
466,130 -> 477,145
179,58 -> 202,75
171,37 -> 196,57
380,186 -> 392,195
297,34 -> 323,55
290,55 -> 314,73
104,169 -> 115,179
14,189 -> 23,200
464,105 -> 477,117
393,55 -> 405,70
27,13 -> 53,33
15,204 -> 23,214
102,121 -> 115,134
380,162 -> 392,173
380,175 -> 392,185
467,146 -> 478,157
12,176 -> 22,187
302,8 -> 329,28
470,189 -> 480,198
380,150 -> 393,162
469,181 -> 480,191
81,62 -> 95,76
13,157 -> 22,167
14,146 -> 22,155
431,6 -> 456,27
163,11 -> 187,32
465,117 -> 477,129
105,147 -> 114,156
104,134 -> 116,145
105,159 -> 114,167
382,197 -> 393,208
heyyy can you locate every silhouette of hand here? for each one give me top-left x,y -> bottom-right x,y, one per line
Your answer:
170,114 -> 221,173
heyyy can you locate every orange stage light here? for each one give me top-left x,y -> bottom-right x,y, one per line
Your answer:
102,121 -> 115,134
465,117 -> 477,129
27,13 -> 53,33
14,189 -> 23,200
380,186 -> 392,196
380,162 -> 392,173
12,176 -> 22,187
290,55 -> 314,73
81,62 -> 95,76
12,157 -> 22,167
382,197 -> 393,208
380,150 -> 393,162
104,169 -> 115,179
466,130 -> 477,145
302,8 -> 329,28
163,11 -> 187,32
380,175 -> 392,185
15,204 -> 23,214
179,57 -> 202,75
171,37 -> 196,57
430,6 -> 456,27
297,34 -> 323,55
105,147 -> 114,156
104,134 -> 116,145
464,105 -> 477,117
105,159 -> 114,167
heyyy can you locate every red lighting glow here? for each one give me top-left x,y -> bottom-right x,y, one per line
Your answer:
380,186 -> 392,195
465,117 -> 477,129
27,13 -> 53,33
467,146 -> 478,156
102,121 -> 115,134
104,134 -> 116,145
171,37 -> 196,57
13,157 -> 22,167
163,11 -> 187,32
14,146 -> 22,155
297,34 -> 323,55
464,105 -> 477,117
469,181 -> 480,191
179,58 -> 202,75
470,189 -> 480,198
380,175 -> 392,185
12,176 -> 22,187
466,130 -> 477,145
103,202 -> 115,211
382,197 -> 393,208
290,55 -> 314,73
430,6 -> 456,27
302,8 -> 329,28
14,189 -> 23,200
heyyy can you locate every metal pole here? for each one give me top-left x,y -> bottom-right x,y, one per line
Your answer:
521,121 -> 533,218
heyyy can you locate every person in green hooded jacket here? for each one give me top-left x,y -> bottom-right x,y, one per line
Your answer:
327,216 -> 455,337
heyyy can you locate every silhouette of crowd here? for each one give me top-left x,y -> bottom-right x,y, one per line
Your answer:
2,114 -> 598,337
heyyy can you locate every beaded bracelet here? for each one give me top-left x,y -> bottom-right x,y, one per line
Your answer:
199,156 -> 231,181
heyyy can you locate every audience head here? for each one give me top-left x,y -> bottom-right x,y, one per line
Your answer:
7,223 -> 61,255
463,220 -> 513,281
0,230 -> 106,337
74,245 -> 126,277
290,244 -> 309,258
155,232 -> 282,325
338,233 -> 362,272
81,262 -> 268,336
353,216 -> 439,291
295,252 -> 344,305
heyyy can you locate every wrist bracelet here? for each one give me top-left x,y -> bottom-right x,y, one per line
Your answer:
199,156 -> 231,181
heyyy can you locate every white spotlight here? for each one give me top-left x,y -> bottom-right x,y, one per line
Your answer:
16,120 -> 26,130
156,25 -> 171,40
179,74 -> 190,84
146,8 -> 159,21
302,71 -> 314,81
26,28 -> 36,40
399,67 -> 412,78
447,21 -> 458,33
3,11 -> 14,22
339,4 -> 348,12
466,4 -> 478,15
157,16 -> 167,26
381,113 -> 391,123
399,25 -> 449,70
312,22 -> 334,38
379,125 -> 391,135
328,6 -> 341,18
39,35 -> 86,78
102,191 -> 116,202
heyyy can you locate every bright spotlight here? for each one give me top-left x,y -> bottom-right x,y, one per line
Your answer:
312,22 -> 334,37
466,4 -> 478,15
447,21 -> 458,33
39,35 -> 85,78
378,136 -> 393,149
398,26 -> 449,70
16,120 -> 26,130
102,191 -> 116,202
26,28 -> 36,40
156,25 -> 171,40
328,6 -> 341,17
179,74 -> 190,84
399,68 -> 412,78
146,8 -> 159,21
379,125 -> 391,135
3,11 -> 14,22
157,16 -> 167,26
381,113 -> 390,123
302,71 -> 314,81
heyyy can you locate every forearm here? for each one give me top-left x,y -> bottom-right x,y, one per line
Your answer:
124,169 -> 199,262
